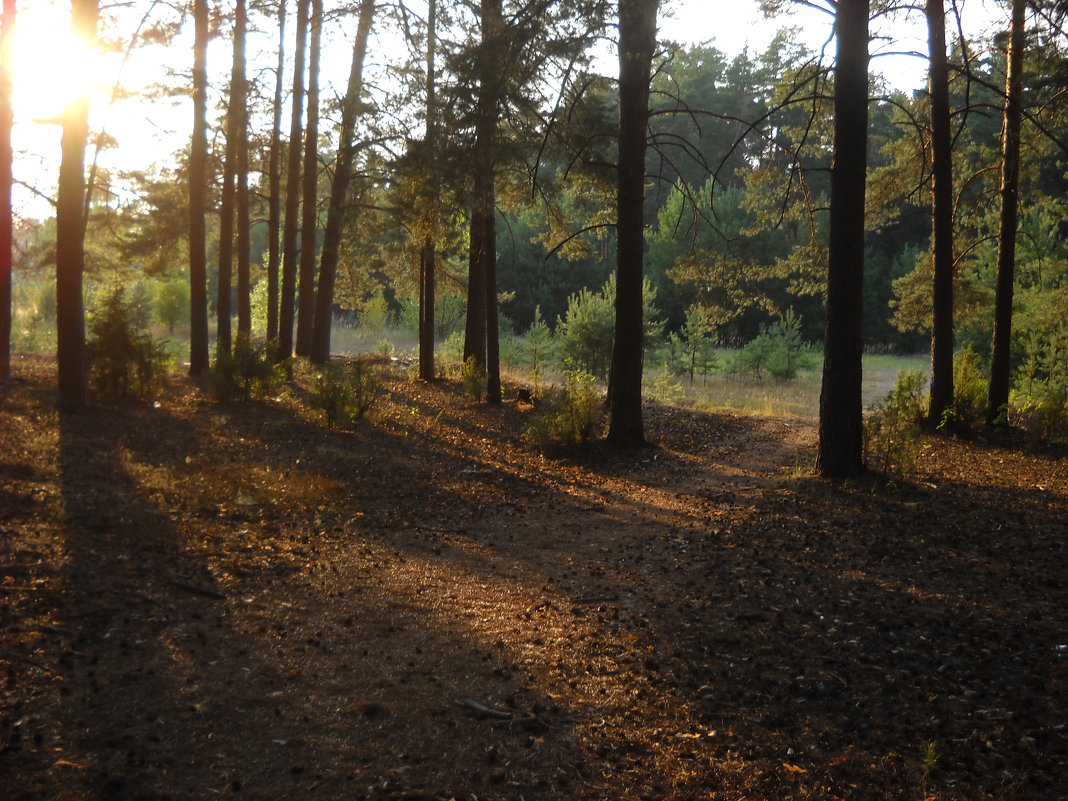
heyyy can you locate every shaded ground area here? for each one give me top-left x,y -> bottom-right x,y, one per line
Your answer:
2,354 -> 1066,800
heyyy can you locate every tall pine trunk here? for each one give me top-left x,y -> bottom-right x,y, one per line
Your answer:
464,0 -> 504,381
56,0 -> 98,411
295,0 -> 322,357
234,0 -> 251,338
606,0 -> 657,448
266,0 -> 286,344
278,0 -> 309,361
418,0 -> 438,382
927,0 -> 955,426
217,0 -> 249,356
188,0 -> 210,377
0,0 -> 13,384
988,0 -> 1025,424
309,0 -> 376,364
479,0 -> 503,402
816,0 -> 869,477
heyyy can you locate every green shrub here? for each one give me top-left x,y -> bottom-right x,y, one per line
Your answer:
668,304 -> 718,384
1009,326 -> 1068,441
435,331 -> 465,377
942,346 -> 988,431
865,370 -> 927,478
525,364 -> 602,450
556,275 -> 661,380
208,335 -> 287,402
154,276 -> 189,333
734,308 -> 815,381
86,284 -> 170,400
524,307 -> 554,399
461,355 -> 485,401
309,361 -> 384,427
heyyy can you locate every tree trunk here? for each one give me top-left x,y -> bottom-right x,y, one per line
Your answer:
464,0 -> 504,382
56,0 -> 98,411
266,0 -> 286,344
480,0 -> 503,403
418,0 -> 438,382
188,0 -> 210,377
0,0 -> 13,384
927,0 -> 955,426
463,209 -> 488,370
988,0 -> 1025,424
606,0 -> 657,448
295,0 -> 322,357
816,0 -> 869,478
278,0 -> 308,361
234,0 -> 251,338
217,0 -> 249,357
309,0 -> 376,364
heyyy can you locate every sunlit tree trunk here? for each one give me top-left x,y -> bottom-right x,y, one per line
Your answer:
56,0 -> 99,411
607,0 -> 657,448
266,0 -> 286,344
482,0 -> 504,404
234,0 -> 251,338
816,0 -> 869,477
464,0 -> 503,385
278,0 -> 308,361
309,0 -> 376,364
0,0 -> 13,384
188,0 -> 210,377
988,0 -> 1025,424
418,0 -> 438,382
295,0 -> 321,357
217,0 -> 249,356
927,0 -> 955,426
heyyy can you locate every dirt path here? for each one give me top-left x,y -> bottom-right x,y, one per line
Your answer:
2,356 -> 1066,800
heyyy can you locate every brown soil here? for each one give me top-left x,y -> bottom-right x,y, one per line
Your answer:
2,354 -> 1066,801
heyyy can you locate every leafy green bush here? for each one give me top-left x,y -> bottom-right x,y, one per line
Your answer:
734,308 -> 815,381
668,304 -> 718,383
208,335 -> 287,402
154,276 -> 189,333
556,275 -> 661,380
309,361 -> 384,427
1009,326 -> 1068,441
87,284 -> 170,400
942,346 -> 988,431
556,285 -> 614,378
864,370 -> 927,477
461,355 -> 485,401
524,364 -> 602,450
524,306 -> 554,399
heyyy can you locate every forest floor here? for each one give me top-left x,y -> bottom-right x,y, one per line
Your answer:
2,353 -> 1066,801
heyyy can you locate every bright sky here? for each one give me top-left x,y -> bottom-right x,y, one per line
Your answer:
8,0 -> 1013,222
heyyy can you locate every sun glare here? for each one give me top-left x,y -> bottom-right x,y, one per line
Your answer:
11,5 -> 106,123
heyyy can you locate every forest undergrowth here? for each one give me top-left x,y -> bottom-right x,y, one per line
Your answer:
1,354 -> 1065,800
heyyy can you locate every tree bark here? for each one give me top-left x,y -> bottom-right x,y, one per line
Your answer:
464,0 -> 504,383
266,0 -> 286,344
217,0 -> 249,356
295,0 -> 322,356
188,0 -> 210,377
56,0 -> 98,411
278,0 -> 308,361
480,0 -> 503,403
234,0 -> 251,338
309,0 -> 376,364
418,0 -> 438,382
988,0 -> 1025,424
927,0 -> 955,426
0,0 -> 13,384
816,0 -> 869,478
606,0 -> 658,448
